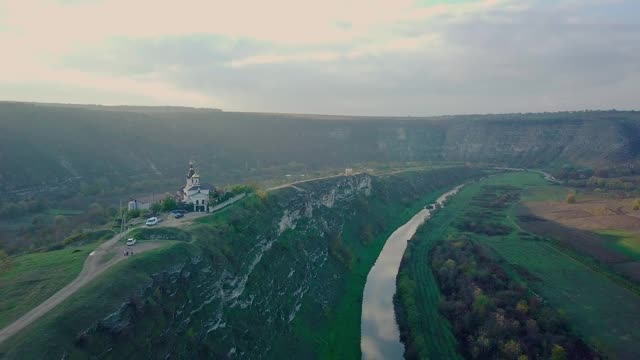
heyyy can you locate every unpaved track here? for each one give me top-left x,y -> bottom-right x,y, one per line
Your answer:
0,232 -> 164,345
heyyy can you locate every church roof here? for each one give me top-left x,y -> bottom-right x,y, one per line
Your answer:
192,172 -> 200,178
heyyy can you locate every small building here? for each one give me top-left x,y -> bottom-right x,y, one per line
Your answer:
177,162 -> 211,212
127,196 -> 159,210
345,168 -> 354,176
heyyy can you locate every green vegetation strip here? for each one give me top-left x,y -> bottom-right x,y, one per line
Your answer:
597,229 -> 640,261
128,227 -> 192,242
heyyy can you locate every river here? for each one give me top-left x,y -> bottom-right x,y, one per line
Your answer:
360,185 -> 463,360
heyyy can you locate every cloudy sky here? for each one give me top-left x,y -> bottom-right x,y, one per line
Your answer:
0,0 -> 638,115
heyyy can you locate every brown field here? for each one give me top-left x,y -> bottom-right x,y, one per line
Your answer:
526,198 -> 640,231
521,196 -> 640,282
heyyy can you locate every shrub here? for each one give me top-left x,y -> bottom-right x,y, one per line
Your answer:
328,233 -> 352,269
161,196 -> 177,212
128,227 -> 192,242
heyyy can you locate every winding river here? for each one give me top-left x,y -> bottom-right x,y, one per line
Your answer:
360,185 -> 463,360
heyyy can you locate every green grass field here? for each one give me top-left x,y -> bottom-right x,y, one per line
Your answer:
0,242 -> 99,329
597,229 -> 640,261
402,172 -> 640,359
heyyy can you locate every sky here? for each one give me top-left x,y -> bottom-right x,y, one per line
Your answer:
0,0 -> 638,116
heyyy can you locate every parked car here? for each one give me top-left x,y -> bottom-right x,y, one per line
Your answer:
126,238 -> 137,246
174,212 -> 184,219
145,217 -> 158,226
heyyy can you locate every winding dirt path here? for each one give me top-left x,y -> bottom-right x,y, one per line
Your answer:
0,232 -> 165,345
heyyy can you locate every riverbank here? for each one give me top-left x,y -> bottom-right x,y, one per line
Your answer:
361,185 -> 462,359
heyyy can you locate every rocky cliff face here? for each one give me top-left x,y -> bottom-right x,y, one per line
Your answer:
1,103 -> 639,195
440,118 -> 631,166
75,175 -> 380,359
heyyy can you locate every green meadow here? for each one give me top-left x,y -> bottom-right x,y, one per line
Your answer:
0,242 -> 98,329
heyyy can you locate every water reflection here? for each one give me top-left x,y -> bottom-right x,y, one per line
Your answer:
360,185 -> 463,360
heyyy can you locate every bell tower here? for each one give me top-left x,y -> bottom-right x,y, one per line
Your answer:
186,161 -> 195,187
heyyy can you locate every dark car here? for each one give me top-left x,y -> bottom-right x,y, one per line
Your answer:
174,212 -> 184,219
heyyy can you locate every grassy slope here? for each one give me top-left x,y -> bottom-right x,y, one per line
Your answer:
403,172 -> 640,359
0,241 -> 185,359
0,241 -> 100,329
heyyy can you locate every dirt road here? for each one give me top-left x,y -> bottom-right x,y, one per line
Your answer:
0,231 -> 165,345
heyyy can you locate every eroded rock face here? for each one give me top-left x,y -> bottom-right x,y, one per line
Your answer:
6,105 -> 640,198
81,174 -> 377,359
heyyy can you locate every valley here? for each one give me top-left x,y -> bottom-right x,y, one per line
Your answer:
2,104 -> 640,359
1,0 -> 639,357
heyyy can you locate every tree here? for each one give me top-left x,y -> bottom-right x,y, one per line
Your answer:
500,339 -> 521,360
161,196 -> 177,212
566,192 -> 576,204
516,300 -> 528,314
633,199 -> 640,211
127,209 -> 141,219
150,202 -> 162,215
550,344 -> 567,360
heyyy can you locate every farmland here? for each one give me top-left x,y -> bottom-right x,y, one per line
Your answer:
397,171 -> 640,359
522,192 -> 640,282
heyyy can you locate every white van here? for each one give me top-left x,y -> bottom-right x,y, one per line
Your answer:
145,217 -> 158,226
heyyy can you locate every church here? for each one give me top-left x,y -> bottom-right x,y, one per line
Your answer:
178,162 -> 211,212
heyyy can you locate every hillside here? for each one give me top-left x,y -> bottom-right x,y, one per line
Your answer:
0,167 -> 485,359
1,102 -> 639,198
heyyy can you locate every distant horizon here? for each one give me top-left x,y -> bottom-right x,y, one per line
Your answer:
1,99 -> 638,119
